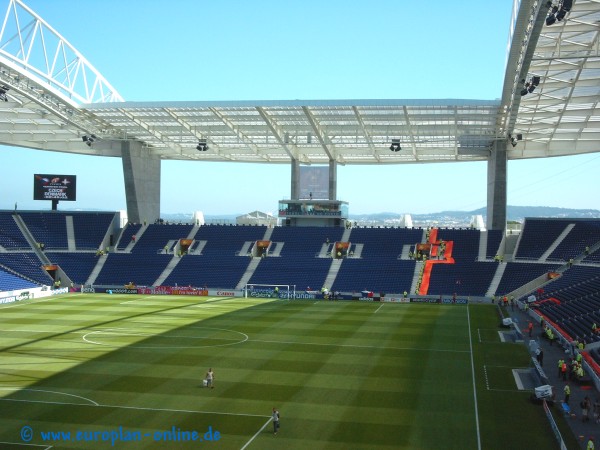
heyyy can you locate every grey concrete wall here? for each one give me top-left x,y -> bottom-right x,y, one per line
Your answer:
121,141 -> 160,224
487,141 -> 507,230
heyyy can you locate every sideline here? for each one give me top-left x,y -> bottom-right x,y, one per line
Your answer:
466,303 -> 482,450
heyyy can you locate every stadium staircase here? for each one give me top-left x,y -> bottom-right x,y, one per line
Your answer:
85,255 -> 108,286
410,261 -> 423,293
122,224 -> 149,252
65,216 -> 76,251
322,259 -> 342,290
154,255 -> 184,286
13,215 -> 52,265
236,258 -> 261,290
478,230 -> 487,261
486,262 -> 507,297
235,227 -> 276,289
540,223 -> 575,262
352,243 -> 364,258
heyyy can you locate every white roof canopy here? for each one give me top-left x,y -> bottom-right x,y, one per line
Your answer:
0,0 -> 597,164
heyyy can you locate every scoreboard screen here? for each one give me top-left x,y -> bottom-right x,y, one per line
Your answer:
33,174 -> 77,201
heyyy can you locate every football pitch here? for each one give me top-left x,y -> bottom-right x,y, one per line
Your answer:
0,294 -> 575,449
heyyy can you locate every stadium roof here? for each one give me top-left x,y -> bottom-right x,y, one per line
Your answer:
0,0 -> 598,164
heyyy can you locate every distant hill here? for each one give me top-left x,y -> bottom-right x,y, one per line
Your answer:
152,206 -> 600,226
348,206 -> 600,226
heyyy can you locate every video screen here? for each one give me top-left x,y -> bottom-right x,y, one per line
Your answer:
33,174 -> 77,201
299,166 -> 328,200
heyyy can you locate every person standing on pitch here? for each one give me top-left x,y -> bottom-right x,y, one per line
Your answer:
272,407 -> 280,434
205,368 -> 214,389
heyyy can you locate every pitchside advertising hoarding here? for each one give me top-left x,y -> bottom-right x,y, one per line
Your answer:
33,174 -> 77,201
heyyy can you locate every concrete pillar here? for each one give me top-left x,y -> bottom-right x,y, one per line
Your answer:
121,141 -> 161,224
487,141 -> 507,231
328,159 -> 337,200
290,158 -> 300,200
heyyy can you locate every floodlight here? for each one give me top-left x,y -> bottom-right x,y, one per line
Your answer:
520,88 -> 528,96
556,9 -> 566,20
196,139 -> 208,151
532,76 -> 541,86
389,139 -> 401,152
546,14 -> 556,26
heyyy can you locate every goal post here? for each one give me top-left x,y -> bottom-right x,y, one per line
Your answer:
244,283 -> 296,300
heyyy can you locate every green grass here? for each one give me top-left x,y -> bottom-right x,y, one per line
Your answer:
0,294 -> 578,449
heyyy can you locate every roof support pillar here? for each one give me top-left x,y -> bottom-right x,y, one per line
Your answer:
329,159 -> 337,200
122,140 -> 161,224
487,140 -> 507,231
290,158 -> 300,200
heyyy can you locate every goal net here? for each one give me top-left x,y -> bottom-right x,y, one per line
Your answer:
244,284 -> 295,299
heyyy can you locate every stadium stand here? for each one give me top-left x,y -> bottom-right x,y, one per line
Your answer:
164,225 -> 267,288
19,212 -> 68,249
131,224 -> 194,254
94,253 -> 172,286
514,219 -> 570,259
2,214 -> 600,310
547,220 -> 600,262
486,229 -> 503,259
0,253 -> 52,286
45,252 -> 101,285
0,267 -> 39,290
0,212 -> 29,248
72,212 -> 115,250
117,223 -> 142,250
495,262 -> 561,295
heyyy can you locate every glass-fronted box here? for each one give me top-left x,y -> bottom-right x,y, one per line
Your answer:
278,200 -> 349,227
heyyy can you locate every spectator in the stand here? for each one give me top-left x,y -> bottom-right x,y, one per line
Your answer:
131,234 -> 136,243
528,321 -> 534,337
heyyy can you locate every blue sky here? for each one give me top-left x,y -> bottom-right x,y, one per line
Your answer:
2,0 -> 600,215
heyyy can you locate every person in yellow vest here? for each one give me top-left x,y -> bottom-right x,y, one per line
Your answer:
588,437 -> 595,450
564,383 -> 571,405
557,359 -> 564,378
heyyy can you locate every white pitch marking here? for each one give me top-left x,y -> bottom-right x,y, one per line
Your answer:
466,304 -> 482,450
0,387 -> 98,405
374,303 -> 384,313
240,417 -> 273,450
250,338 -> 470,353
0,440 -> 52,448
0,396 -> 269,418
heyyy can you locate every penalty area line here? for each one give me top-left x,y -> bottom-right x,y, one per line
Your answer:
240,416 -> 273,450
0,396 -> 270,418
0,441 -> 53,449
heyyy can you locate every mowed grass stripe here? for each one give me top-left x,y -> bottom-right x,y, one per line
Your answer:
0,295 -> 552,449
